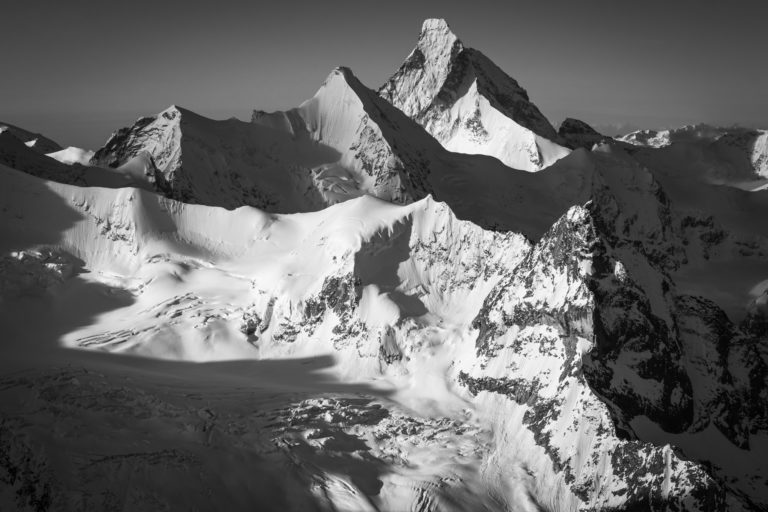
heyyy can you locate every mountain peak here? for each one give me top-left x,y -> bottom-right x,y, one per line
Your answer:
317,66 -> 369,100
420,18 -> 451,33
160,104 -> 192,119
417,18 -> 462,57
380,19 -> 566,171
419,19 -> 460,42
327,66 -> 355,82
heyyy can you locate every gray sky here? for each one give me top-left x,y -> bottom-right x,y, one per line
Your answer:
2,0 -> 767,148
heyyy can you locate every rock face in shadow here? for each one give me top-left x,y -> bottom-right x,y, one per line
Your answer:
558,117 -> 611,150
0,130 -> 85,184
0,121 -> 62,154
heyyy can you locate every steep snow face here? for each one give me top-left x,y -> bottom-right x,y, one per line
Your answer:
379,19 -> 569,171
253,67 -> 438,206
558,117 -> 610,150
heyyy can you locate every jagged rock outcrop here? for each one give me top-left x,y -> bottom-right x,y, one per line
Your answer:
462,178 -> 767,509
463,205 -> 728,510
228,157 -> 766,508
380,18 -> 570,171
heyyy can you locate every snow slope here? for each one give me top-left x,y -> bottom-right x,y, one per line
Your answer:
251,67 -> 438,206
380,19 -> 570,171
47,146 -> 95,165
1,162 -> 766,510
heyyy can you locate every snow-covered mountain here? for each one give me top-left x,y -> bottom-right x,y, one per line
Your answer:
380,18 -> 570,171
618,124 -> 730,148
1,16 -> 768,512
86,66 -> 578,234
618,124 -> 768,190
250,66 -> 438,206
89,69 -> 465,213
3,135 -> 768,509
90,105 -> 329,212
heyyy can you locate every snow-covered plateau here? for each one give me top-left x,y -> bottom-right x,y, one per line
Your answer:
1,18 -> 767,512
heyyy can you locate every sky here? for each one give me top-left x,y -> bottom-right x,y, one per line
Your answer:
2,0 -> 767,149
